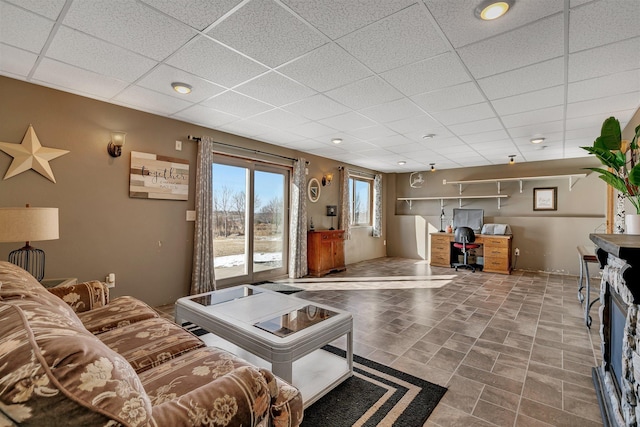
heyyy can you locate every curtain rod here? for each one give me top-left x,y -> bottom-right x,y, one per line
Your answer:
187,135 -> 306,163
344,167 -> 376,179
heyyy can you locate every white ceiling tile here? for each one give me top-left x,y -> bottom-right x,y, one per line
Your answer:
448,117 -> 503,135
345,125 -> 398,140
380,52 -> 471,97
460,130 -> 510,144
202,91 -> 273,118
137,64 -> 226,103
114,85 -> 193,115
337,4 -> 448,73
0,44 -> 37,77
569,0 -> 640,52
253,129 -> 304,145
478,58 -> 564,100
234,71 -> 316,106
288,122 -> 336,139
166,37 -> 267,87
492,86 -> 565,116
411,82 -> 485,113
385,142 -> 426,154
431,102 -> 495,126
5,0 -> 66,20
564,110 -> 635,131
336,140 -> 379,153
385,115 -> 441,135
208,0 -> 326,68
368,134 -> 414,148
566,92 -> 640,120
500,106 -> 564,128
218,119 -> 276,137
1,2 -> 54,53
568,69 -> 640,103
282,0 -> 415,40
402,127 -> 454,142
248,109 -> 309,128
47,27 -> 157,82
278,43 -> 372,92
318,111 -> 377,131
307,145 -> 348,157
140,0 -> 242,31
282,94 -> 350,121
63,0 -> 195,61
569,37 -> 640,83
458,14 -> 564,79
173,104 -> 240,128
289,122 -> 337,141
283,139 -> 327,150
31,58 -> 129,99
471,140 -> 516,151
325,76 -> 403,110
507,120 -> 564,138
424,0 -> 563,48
359,98 -> 424,123
431,142 -> 475,155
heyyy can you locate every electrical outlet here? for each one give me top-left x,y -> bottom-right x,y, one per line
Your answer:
515,248 -> 520,256
105,273 -> 116,288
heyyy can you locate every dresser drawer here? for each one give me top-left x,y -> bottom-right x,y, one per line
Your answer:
431,243 -> 450,253
484,246 -> 509,257
430,254 -> 450,266
482,237 -> 510,248
484,257 -> 509,271
431,235 -> 451,245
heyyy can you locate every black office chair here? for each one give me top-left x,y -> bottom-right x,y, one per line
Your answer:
452,227 -> 480,272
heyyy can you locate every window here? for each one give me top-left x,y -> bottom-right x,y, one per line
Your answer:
349,177 -> 372,226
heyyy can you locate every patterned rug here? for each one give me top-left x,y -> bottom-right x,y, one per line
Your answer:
302,346 -> 446,427
182,323 -> 446,427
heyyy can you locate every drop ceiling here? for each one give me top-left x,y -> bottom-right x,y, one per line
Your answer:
1,0 -> 638,173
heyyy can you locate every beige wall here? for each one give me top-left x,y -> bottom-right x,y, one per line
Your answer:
386,157 -> 608,275
0,76 -> 385,306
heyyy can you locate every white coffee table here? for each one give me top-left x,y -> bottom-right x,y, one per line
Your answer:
175,285 -> 353,407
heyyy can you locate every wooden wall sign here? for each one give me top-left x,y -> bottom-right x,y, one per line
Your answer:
130,151 -> 189,200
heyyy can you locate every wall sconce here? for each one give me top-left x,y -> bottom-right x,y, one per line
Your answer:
108,131 -> 126,157
322,173 -> 333,186
508,154 -> 516,165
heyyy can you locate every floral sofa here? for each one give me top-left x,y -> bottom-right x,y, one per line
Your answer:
0,262 -> 303,426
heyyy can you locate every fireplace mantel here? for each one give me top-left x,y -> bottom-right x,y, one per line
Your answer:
591,233 -> 640,303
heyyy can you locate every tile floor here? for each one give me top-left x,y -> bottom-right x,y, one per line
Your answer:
158,257 -> 604,427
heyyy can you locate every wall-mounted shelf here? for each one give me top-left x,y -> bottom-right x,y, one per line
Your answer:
398,194 -> 509,210
444,173 -> 587,194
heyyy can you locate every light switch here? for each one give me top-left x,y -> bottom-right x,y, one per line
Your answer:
186,210 -> 196,221
175,140 -> 182,151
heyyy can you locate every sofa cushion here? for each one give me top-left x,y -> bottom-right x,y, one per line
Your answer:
0,302 -> 152,426
78,296 -> 159,334
97,317 -> 205,373
139,347 -> 275,426
47,280 -> 109,312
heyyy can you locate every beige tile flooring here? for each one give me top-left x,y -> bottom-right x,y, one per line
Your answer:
158,257 -> 604,427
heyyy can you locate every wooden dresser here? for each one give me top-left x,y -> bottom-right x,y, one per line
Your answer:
308,230 -> 346,277
430,232 -> 512,275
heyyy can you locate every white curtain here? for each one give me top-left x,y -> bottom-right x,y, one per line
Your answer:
190,136 -> 216,294
339,168 -> 351,240
372,173 -> 382,238
288,158 -> 308,278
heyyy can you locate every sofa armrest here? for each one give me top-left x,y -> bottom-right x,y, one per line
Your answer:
148,366 -> 275,427
47,280 -> 110,313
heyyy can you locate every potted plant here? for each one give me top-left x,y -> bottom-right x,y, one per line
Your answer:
582,116 -> 640,232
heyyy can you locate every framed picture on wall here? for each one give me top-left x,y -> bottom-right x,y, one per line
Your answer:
533,187 -> 557,211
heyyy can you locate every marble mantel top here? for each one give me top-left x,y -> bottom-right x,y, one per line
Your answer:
590,234 -> 640,261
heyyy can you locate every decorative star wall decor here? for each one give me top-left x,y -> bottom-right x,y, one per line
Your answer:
0,125 -> 69,183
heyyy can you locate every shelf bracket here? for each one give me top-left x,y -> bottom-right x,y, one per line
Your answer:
404,200 -> 413,209
496,181 -> 501,194
458,184 -> 463,195
498,197 -> 501,210
569,176 -> 577,191
459,198 -> 462,208
519,180 -> 523,193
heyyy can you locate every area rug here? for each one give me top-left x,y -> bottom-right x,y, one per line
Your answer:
302,346 -> 446,427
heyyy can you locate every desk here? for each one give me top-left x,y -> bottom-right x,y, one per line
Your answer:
430,233 -> 512,275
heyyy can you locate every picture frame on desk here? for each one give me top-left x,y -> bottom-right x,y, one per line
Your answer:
533,187 -> 557,211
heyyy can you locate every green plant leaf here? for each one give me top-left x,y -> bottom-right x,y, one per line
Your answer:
599,116 -> 622,150
594,172 -> 628,195
629,164 -> 640,186
581,146 -> 624,169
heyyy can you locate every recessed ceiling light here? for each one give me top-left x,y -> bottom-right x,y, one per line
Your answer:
171,82 -> 192,94
475,0 -> 514,21
422,133 -> 436,139
530,136 -> 546,144
397,161 -> 406,165
331,138 -> 342,144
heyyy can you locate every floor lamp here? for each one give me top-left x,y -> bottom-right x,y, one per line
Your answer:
0,205 -> 59,281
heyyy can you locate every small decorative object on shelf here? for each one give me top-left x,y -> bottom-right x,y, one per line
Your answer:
446,224 -> 453,233
326,205 -> 337,230
309,217 -> 314,231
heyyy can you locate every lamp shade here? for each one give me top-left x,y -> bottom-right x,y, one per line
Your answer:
0,207 -> 59,243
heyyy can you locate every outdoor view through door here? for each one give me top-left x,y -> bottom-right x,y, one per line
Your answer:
212,159 -> 289,286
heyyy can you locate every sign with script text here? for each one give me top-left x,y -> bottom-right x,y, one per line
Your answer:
130,151 -> 189,200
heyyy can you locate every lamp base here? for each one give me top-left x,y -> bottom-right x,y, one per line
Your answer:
9,245 -> 45,281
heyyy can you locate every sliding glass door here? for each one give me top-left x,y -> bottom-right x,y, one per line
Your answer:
212,157 -> 289,287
